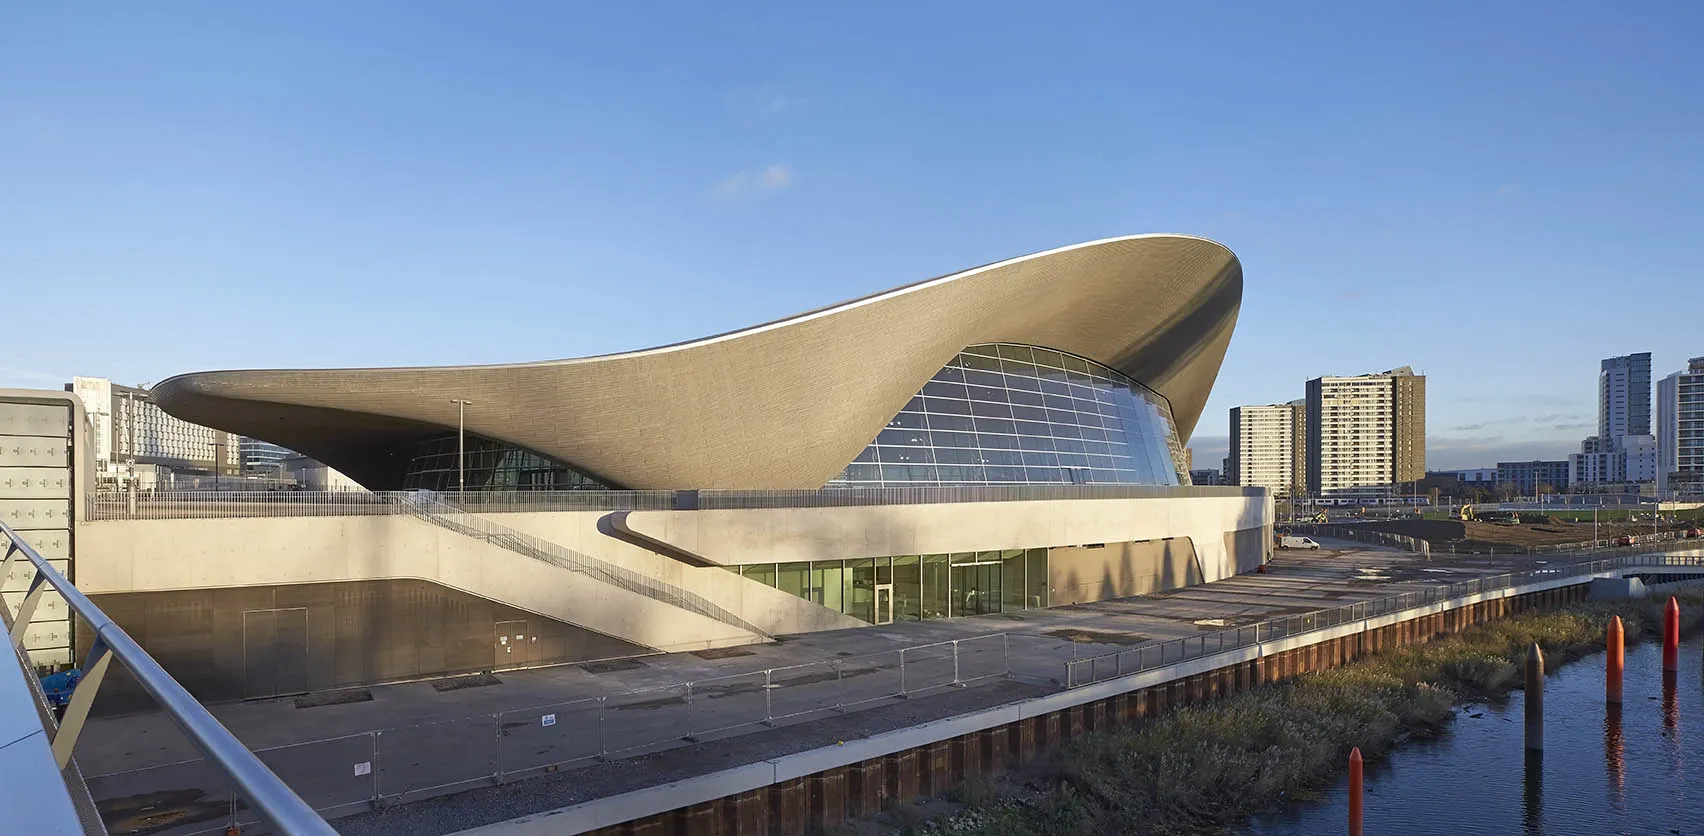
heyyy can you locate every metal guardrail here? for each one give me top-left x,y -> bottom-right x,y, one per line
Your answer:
1288,524 -> 1431,555
84,484 -> 1269,521
1061,550 -> 1704,688
392,494 -> 771,638
1299,521 -> 1697,556
79,632 -> 1017,829
0,518 -> 336,836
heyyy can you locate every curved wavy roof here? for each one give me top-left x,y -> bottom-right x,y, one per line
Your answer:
154,234 -> 1242,490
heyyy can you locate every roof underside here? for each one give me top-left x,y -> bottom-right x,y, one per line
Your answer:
153,234 -> 1242,490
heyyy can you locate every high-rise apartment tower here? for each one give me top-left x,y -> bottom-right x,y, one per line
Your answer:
1305,367 -> 1426,495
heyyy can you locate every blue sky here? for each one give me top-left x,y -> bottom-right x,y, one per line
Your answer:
2,2 -> 1699,470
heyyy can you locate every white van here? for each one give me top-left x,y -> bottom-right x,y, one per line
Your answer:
1280,535 -> 1321,550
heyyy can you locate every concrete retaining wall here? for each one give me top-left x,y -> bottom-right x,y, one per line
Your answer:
74,515 -> 764,653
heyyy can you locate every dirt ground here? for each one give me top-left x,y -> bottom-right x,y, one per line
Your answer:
1357,518 -> 1694,550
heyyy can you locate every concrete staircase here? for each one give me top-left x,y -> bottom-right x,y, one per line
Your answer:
393,494 -> 770,639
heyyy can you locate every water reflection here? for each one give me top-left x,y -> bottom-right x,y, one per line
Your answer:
1522,749 -> 1543,835
1603,703 -> 1624,812
1245,637 -> 1704,836
1662,671 -> 1684,784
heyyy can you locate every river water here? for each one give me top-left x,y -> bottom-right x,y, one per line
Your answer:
1247,635 -> 1704,836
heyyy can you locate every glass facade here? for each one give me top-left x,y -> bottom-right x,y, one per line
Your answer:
725,549 -> 1050,624
401,433 -> 616,491
831,343 -> 1190,487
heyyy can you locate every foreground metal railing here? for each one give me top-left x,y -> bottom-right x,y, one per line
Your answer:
0,518 -> 336,836
392,494 -> 771,638
1062,549 -> 1704,688
85,484 -> 1268,521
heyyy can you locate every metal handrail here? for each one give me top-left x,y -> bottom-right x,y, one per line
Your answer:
0,518 -> 335,836
1061,549 -> 1704,688
84,483 -> 1270,521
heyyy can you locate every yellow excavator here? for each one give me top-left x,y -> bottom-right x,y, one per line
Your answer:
1458,505 -> 1476,522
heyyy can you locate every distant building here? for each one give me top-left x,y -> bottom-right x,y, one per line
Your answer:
1227,401 -> 1306,494
1420,468 -> 1496,498
1305,367 -> 1425,496
1658,357 -> 1704,496
67,376 -> 240,486
240,438 -> 295,476
1495,460 -> 1571,496
1573,353 -> 1656,489
1189,468 -> 1224,486
1600,352 -> 1652,440
280,455 -> 368,492
1446,468 -> 1496,484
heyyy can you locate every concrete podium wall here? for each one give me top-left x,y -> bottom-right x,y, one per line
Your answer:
71,495 -> 1271,697
611,495 -> 1272,583
73,514 -> 771,653
80,578 -> 645,712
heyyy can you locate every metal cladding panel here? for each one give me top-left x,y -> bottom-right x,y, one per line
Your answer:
0,402 -> 69,438
3,559 -> 69,592
0,395 -> 78,671
8,530 -> 70,561
0,435 -> 68,468
154,234 -> 1244,490
0,467 -> 71,499
0,498 -> 71,531
20,619 -> 72,655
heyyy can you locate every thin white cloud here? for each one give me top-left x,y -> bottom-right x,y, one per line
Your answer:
759,165 -> 792,190
731,85 -> 809,116
0,366 -> 67,387
713,164 -> 794,198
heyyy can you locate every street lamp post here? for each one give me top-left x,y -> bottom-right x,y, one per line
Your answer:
450,399 -> 474,492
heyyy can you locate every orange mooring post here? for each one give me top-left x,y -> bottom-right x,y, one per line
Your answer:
1348,747 -> 1364,836
1664,596 -> 1681,673
1607,616 -> 1625,704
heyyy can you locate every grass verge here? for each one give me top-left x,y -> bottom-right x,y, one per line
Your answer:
894,591 -> 1704,836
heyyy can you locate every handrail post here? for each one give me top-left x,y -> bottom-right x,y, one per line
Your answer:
950,641 -> 963,687
898,648 -> 908,698
9,569 -> 49,647
682,681 -> 696,741
50,637 -> 114,768
762,669 -> 775,725
597,696 -> 609,759
493,713 -> 504,784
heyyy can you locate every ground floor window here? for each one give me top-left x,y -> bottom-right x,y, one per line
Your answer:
725,548 -> 1049,624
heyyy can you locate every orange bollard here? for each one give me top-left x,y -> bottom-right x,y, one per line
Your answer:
1348,747 -> 1364,836
1606,616 -> 1624,704
1664,596 -> 1680,673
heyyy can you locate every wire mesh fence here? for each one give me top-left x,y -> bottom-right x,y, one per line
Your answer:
1061,552 -> 1704,688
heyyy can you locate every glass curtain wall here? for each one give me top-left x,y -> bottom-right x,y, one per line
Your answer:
402,433 -> 616,491
727,548 -> 1047,624
831,343 -> 1190,487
